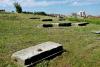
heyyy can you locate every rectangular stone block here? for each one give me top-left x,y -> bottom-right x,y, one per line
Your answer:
29,17 -> 40,19
42,19 -> 53,21
73,22 -> 89,26
59,23 -> 71,27
11,41 -> 63,67
42,24 -> 53,28
92,31 -> 100,34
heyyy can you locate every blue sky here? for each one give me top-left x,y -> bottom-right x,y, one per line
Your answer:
0,0 -> 100,16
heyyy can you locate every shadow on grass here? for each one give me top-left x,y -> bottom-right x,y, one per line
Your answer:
28,49 -> 68,67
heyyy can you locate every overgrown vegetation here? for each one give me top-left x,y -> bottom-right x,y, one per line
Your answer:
0,13 -> 100,67
67,17 -> 100,24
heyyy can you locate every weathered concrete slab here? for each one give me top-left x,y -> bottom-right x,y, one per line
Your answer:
42,23 -> 53,28
11,41 -> 63,67
58,23 -> 71,27
42,19 -> 53,21
29,17 -> 40,19
92,31 -> 100,34
42,22 -> 71,28
73,22 -> 89,26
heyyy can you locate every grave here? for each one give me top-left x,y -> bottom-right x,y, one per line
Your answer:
11,41 -> 63,67
42,19 -> 53,21
42,24 -> 53,28
92,31 -> 100,34
42,22 -> 71,28
59,23 -> 71,27
73,22 -> 89,26
30,17 -> 40,19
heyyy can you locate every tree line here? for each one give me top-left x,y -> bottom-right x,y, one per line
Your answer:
14,2 -> 47,15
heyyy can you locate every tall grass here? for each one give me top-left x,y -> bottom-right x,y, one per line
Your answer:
67,17 -> 100,24
0,13 -> 100,67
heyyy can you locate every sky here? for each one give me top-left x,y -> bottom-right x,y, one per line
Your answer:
0,0 -> 100,16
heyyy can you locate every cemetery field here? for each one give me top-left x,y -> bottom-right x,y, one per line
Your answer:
0,13 -> 100,67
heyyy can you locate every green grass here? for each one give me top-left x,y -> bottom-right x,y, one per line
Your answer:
0,13 -> 100,67
67,17 -> 100,24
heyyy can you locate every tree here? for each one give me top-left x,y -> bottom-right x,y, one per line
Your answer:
14,2 -> 22,13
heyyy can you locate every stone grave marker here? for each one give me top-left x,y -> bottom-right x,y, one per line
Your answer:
92,31 -> 100,34
73,22 -> 89,26
11,41 -> 63,67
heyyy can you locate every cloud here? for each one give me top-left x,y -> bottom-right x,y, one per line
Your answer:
20,0 -> 68,7
71,1 -> 92,6
71,0 -> 100,6
0,0 -> 100,8
0,0 -> 68,8
0,0 -> 14,6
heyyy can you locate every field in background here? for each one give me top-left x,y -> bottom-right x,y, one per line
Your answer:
0,13 -> 100,67
67,17 -> 100,24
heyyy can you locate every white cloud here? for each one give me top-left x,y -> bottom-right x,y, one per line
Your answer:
70,0 -> 100,6
0,0 -> 100,8
20,0 -> 68,7
0,0 -> 14,6
71,1 -> 92,6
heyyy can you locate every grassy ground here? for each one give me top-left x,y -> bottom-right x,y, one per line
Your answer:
67,17 -> 100,24
0,13 -> 100,67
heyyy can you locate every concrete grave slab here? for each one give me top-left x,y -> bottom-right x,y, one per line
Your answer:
58,23 -> 71,27
42,19 -> 53,21
92,31 -> 100,34
11,41 -> 63,67
29,17 -> 40,19
73,22 -> 89,26
42,23 -> 53,28
42,22 -> 71,28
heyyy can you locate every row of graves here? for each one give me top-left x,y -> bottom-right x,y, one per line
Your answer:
11,22 -> 90,67
11,17 -> 100,67
29,17 -> 89,27
42,22 -> 89,28
29,17 -> 66,21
